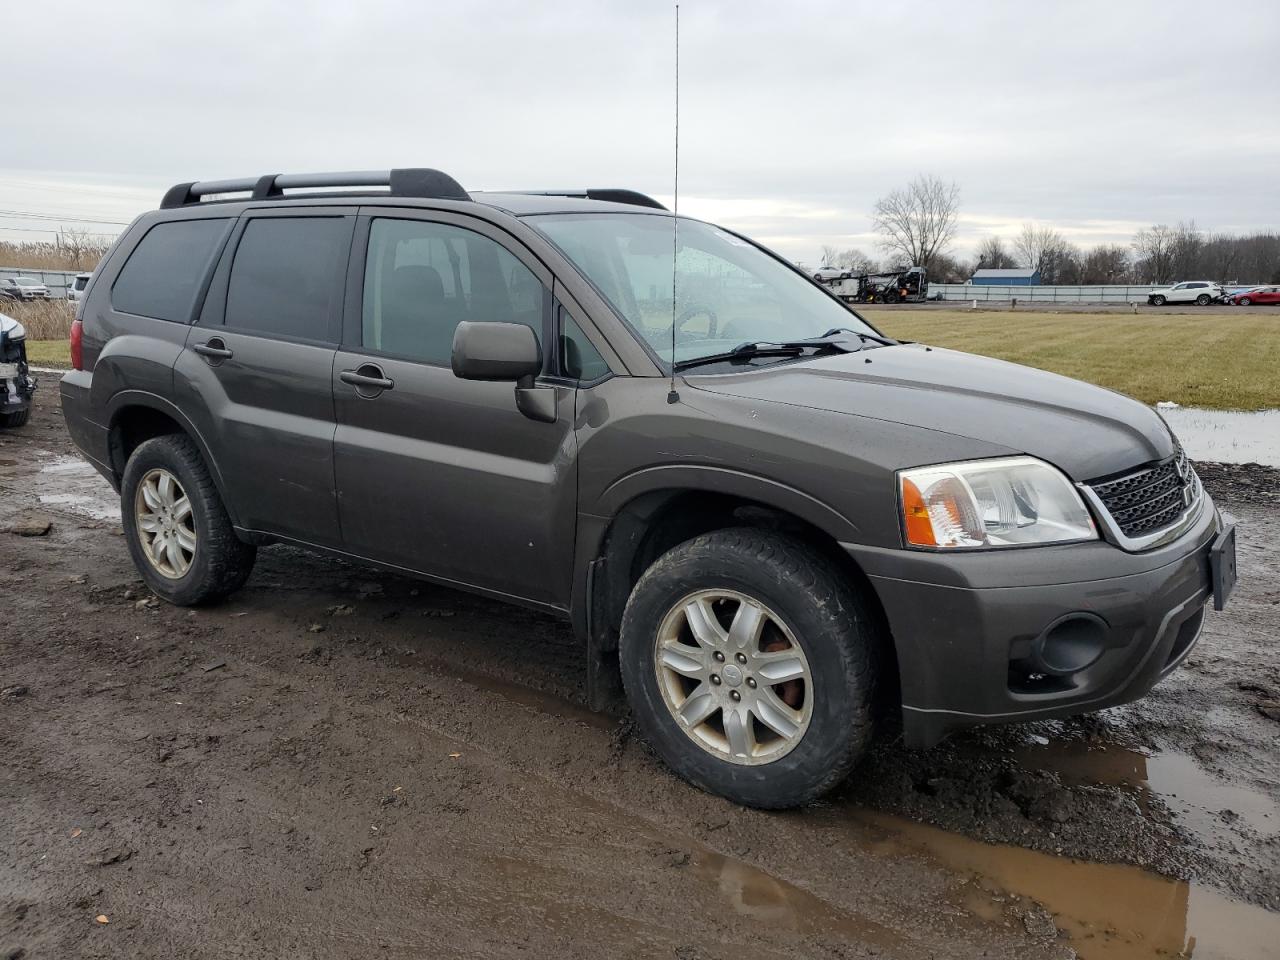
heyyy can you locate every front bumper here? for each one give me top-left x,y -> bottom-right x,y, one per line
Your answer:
843,496 -> 1222,748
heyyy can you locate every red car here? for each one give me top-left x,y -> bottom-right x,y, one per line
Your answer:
1228,285 -> 1280,305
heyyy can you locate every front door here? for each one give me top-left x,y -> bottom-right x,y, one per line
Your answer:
174,210 -> 354,546
331,211 -> 577,608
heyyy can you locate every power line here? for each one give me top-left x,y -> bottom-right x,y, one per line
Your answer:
0,209 -> 131,226
0,225 -> 119,238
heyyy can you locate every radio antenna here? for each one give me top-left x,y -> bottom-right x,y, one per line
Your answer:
666,2 -> 680,405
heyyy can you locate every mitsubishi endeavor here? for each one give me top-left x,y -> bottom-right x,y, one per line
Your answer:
60,169 -> 1237,808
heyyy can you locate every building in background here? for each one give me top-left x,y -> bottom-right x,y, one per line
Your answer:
970,268 -> 1041,286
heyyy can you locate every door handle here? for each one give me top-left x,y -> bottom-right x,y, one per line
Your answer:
340,364 -> 394,394
193,338 -> 233,361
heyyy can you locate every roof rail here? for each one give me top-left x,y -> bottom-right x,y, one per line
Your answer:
159,168 -> 470,209
506,189 -> 668,211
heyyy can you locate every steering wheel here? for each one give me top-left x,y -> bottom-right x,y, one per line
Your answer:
675,303 -> 718,340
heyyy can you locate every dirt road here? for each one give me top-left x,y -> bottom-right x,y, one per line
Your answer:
3,387 -> 1278,959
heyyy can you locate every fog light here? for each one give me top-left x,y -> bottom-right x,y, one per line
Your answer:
1032,613 -> 1107,676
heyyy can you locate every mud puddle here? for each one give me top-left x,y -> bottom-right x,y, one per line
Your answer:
851,811 -> 1280,960
31,452 -> 119,521
1014,739 -> 1278,846
1157,407 -> 1280,467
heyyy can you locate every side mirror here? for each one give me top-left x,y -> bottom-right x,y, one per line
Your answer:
451,321 -> 543,382
451,321 -> 556,424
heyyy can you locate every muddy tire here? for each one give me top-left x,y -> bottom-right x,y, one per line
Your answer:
0,407 -> 30,428
619,528 -> 879,809
121,434 -> 256,606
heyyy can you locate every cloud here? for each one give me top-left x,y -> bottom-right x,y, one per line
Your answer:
3,0 -> 1276,261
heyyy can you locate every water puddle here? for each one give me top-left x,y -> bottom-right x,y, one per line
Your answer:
1156,407 -> 1280,467
1014,740 -> 1278,844
33,453 -> 120,521
855,811 -> 1280,960
686,848 -> 905,946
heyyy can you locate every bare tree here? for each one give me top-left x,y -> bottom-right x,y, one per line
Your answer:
1132,224 -> 1177,283
1079,244 -> 1133,284
975,236 -> 1016,270
870,175 -> 960,271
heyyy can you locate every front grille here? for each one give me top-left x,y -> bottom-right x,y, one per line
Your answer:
1089,448 -> 1199,538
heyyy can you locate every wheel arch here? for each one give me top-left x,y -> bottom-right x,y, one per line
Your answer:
576,473 -> 898,712
105,391 -> 240,528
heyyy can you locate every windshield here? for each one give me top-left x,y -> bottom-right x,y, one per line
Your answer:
531,214 -> 878,366
15,277 -> 39,286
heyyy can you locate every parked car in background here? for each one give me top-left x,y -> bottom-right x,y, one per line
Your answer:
0,312 -> 36,427
67,273 -> 92,304
1226,285 -> 1280,306
811,265 -> 850,283
1147,281 -> 1223,306
0,276 -> 51,301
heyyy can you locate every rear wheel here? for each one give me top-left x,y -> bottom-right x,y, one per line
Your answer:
619,528 -> 880,808
121,435 -> 255,605
1196,294 -> 1212,306
0,407 -> 30,428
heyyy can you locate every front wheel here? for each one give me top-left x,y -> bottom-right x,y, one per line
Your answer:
1196,294 -> 1212,306
0,407 -> 30,428
1239,297 -> 1253,306
619,528 -> 880,808
1150,295 -> 1167,306
121,434 -> 256,605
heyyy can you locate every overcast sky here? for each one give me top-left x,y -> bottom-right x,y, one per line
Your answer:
3,0 -> 1277,264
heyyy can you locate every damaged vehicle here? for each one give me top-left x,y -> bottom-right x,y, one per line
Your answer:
59,169 -> 1237,808
0,312 -> 36,428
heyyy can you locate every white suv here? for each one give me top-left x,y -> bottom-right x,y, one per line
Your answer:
1147,281 -> 1223,306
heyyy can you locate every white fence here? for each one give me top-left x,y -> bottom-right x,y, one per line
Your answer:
927,283 -> 1157,304
0,267 -> 84,300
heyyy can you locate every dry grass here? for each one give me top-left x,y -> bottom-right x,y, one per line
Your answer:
2,300 -> 75,340
0,237 -> 110,272
868,309 -> 1280,411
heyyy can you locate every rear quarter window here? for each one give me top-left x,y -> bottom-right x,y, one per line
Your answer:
111,219 -> 230,322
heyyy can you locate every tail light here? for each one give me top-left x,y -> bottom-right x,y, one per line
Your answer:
70,319 -> 84,371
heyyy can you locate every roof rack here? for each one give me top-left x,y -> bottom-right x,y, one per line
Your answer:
159,168 -> 470,209
505,189 -> 668,211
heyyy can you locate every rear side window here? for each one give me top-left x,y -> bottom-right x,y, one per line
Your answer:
112,219 -> 228,322
361,218 -> 545,365
225,217 -> 348,341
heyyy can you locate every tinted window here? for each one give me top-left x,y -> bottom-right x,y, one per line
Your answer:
362,218 -> 544,365
112,219 -> 229,322
224,217 -> 347,341
561,313 -> 610,381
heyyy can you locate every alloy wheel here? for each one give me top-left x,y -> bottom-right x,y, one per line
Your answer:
134,468 -> 197,579
654,589 -> 812,765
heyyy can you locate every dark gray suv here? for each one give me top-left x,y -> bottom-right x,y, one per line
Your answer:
60,169 -> 1236,808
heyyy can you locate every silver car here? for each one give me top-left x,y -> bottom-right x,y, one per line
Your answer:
0,276 -> 50,301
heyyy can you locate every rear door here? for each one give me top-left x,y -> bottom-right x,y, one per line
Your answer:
173,208 -> 355,546
331,210 -> 577,607
1260,287 -> 1280,304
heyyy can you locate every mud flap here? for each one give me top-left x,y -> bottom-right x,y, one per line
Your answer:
585,558 -> 625,712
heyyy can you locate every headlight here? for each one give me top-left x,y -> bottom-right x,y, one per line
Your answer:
898,456 -> 1096,549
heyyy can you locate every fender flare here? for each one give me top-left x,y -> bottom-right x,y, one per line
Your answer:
592,464 -> 861,542
102,390 -> 240,527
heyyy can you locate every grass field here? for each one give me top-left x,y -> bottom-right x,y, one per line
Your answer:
21,309 -> 1279,410
868,309 -> 1279,411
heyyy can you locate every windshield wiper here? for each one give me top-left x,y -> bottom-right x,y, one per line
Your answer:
819,326 -> 898,346
672,328 -> 897,373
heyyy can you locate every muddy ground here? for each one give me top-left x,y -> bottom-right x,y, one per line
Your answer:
2,386 -> 1278,960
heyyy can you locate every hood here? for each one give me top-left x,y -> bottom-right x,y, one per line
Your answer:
685,344 -> 1175,482
0,313 -> 25,339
